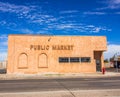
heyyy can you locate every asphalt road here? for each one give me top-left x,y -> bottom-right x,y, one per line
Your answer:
0,76 -> 120,93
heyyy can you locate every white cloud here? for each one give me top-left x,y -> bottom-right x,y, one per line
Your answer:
109,0 -> 120,6
36,30 -> 53,35
1,41 -> 8,46
90,26 -> 111,33
18,28 -> 53,35
0,20 -> 6,25
0,20 -> 16,27
113,0 -> 120,4
0,34 -> 8,40
56,24 -> 75,29
0,2 -> 33,14
20,29 -> 34,34
115,12 -> 120,14
92,27 -> 101,33
31,15 -> 57,24
104,44 -> 120,59
0,1 -> 57,25
47,23 -> 111,33
0,1 -> 37,23
0,1 -> 112,35
97,0 -> 120,10
60,10 -> 79,14
84,11 -> 106,15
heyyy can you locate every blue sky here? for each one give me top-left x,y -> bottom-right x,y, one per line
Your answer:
0,0 -> 120,61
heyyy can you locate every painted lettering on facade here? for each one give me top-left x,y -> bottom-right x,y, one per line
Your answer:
30,45 -> 73,50
52,45 -> 73,50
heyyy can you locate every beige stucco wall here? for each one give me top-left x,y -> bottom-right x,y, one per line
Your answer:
7,35 -> 107,74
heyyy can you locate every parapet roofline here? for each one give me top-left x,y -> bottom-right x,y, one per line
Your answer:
8,34 -> 106,37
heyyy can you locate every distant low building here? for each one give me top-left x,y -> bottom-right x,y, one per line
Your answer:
112,56 -> 120,68
0,61 -> 7,69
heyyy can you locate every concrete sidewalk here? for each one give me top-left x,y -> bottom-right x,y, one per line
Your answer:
0,89 -> 120,97
0,72 -> 120,80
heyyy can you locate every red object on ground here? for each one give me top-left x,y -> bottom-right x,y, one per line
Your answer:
102,67 -> 105,74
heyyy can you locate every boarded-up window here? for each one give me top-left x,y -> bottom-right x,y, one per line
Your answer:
38,53 -> 48,68
18,53 -> 28,69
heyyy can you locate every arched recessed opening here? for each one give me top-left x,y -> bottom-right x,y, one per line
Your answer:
38,53 -> 48,68
18,53 -> 28,69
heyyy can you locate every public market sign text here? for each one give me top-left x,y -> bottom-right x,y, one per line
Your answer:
30,45 -> 73,50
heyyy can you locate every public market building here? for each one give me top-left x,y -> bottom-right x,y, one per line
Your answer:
7,35 -> 107,74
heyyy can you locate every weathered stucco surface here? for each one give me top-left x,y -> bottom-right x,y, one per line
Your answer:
7,35 -> 107,74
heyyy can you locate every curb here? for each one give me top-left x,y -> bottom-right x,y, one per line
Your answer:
0,72 -> 120,80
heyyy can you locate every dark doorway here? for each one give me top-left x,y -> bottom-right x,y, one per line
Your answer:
96,59 -> 101,72
94,51 -> 102,72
